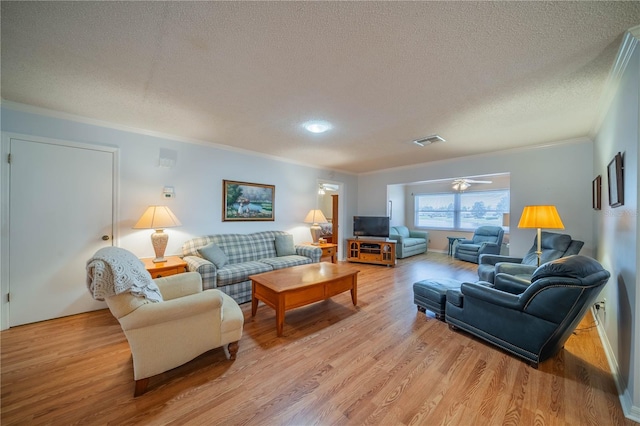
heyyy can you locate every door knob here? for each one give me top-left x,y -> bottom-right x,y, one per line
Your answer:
102,235 -> 110,241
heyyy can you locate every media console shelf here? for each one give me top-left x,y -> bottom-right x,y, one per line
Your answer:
346,238 -> 396,267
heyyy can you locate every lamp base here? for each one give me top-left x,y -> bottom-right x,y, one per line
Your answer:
309,224 -> 322,244
536,227 -> 542,267
151,229 -> 169,263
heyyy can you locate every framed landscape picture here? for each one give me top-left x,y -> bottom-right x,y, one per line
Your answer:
607,152 -> 624,208
222,180 -> 275,221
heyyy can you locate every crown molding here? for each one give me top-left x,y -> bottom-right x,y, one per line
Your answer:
358,136 -> 592,177
590,25 -> 640,137
0,100 -> 355,176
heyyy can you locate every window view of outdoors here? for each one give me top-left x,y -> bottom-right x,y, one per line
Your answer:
459,190 -> 510,229
415,190 -> 510,230
415,193 -> 455,228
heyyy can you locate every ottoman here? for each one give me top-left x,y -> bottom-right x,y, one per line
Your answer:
413,278 -> 462,321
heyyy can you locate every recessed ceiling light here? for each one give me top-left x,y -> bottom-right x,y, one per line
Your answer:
303,120 -> 332,134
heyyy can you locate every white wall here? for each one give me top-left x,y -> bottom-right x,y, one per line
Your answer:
357,139 -> 594,259
593,31 -> 639,420
0,104 -> 358,328
387,184 -> 405,228
0,105 -> 358,252
401,173 -> 510,253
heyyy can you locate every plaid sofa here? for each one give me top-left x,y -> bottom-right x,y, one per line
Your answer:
182,231 -> 322,304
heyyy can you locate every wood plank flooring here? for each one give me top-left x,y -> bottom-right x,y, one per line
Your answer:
1,252 -> 634,425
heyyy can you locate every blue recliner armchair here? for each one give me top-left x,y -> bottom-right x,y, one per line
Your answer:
388,226 -> 428,258
454,226 -> 504,264
445,255 -> 610,367
477,231 -> 584,283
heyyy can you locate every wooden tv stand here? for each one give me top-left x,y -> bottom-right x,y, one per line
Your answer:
346,238 -> 396,267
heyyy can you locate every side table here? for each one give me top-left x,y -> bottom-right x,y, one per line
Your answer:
447,237 -> 466,256
303,242 -> 338,263
141,256 -> 187,279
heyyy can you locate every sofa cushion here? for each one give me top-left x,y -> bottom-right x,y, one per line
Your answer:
260,255 -> 313,270
392,226 -> 410,238
457,243 -> 482,253
216,261 -> 273,286
274,234 -> 296,256
403,237 -> 426,248
198,243 -> 228,268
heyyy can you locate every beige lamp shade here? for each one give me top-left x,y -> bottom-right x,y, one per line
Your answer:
517,205 -> 564,266
517,205 -> 564,229
304,209 -> 328,224
133,206 -> 182,263
304,209 -> 328,244
133,205 -> 182,230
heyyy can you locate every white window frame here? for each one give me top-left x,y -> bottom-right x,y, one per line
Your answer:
414,189 -> 510,231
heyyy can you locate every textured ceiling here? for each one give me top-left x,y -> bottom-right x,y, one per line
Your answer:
1,2 -> 639,174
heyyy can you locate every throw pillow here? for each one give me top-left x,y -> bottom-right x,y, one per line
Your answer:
275,234 -> 296,257
198,243 -> 228,268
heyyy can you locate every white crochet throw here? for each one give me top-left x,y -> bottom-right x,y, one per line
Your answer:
86,247 -> 163,303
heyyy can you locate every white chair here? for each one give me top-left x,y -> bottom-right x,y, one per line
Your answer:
87,247 -> 244,396
106,272 -> 243,396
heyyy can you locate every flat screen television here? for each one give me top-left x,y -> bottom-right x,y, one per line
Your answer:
353,216 -> 390,238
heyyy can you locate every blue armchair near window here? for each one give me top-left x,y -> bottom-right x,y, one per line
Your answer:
388,226 -> 428,258
454,226 -> 504,264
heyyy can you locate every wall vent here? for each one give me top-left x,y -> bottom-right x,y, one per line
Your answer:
413,134 -> 445,147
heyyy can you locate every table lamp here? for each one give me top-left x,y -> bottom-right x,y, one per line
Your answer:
304,209 -> 328,244
517,205 -> 564,266
133,205 -> 182,263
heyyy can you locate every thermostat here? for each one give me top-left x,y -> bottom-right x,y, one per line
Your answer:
163,186 -> 175,199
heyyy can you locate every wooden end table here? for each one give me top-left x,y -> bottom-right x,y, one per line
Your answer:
250,263 -> 359,336
141,256 -> 187,279
303,242 -> 338,263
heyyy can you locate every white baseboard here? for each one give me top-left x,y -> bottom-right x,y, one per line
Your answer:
592,306 -> 640,422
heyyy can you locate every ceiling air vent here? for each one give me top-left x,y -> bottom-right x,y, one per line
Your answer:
413,134 -> 445,147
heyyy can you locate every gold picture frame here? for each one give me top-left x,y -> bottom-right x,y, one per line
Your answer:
222,180 -> 275,221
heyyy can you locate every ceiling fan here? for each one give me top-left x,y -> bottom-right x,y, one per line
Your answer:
452,178 -> 492,191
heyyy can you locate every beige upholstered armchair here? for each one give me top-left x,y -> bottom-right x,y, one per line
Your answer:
87,247 -> 243,396
106,272 -> 243,395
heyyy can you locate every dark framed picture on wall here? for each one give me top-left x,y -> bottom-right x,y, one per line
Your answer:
592,175 -> 601,210
222,180 -> 275,221
607,152 -> 624,208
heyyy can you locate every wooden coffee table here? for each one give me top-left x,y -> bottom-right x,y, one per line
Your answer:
250,262 -> 359,336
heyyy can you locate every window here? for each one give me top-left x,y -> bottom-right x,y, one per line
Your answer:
415,190 -> 509,230
415,193 -> 455,228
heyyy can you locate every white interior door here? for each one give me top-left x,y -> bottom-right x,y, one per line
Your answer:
8,137 -> 116,326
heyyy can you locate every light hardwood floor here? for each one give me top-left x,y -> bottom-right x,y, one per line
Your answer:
1,252 -> 634,425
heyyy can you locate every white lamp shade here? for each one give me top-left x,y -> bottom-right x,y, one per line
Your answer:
133,206 -> 182,230
304,209 -> 328,224
133,206 -> 181,263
